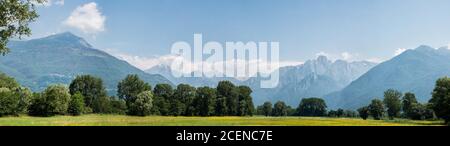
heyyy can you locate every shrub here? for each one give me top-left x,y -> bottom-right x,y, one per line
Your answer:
68,92 -> 84,116
0,87 -> 32,116
28,85 -> 71,117
110,98 -> 127,115
297,98 -> 327,117
368,99 -> 385,120
92,95 -> 112,113
357,106 -> 370,120
128,91 -> 153,116
272,101 -> 288,117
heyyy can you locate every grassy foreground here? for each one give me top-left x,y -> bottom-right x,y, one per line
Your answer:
0,115 -> 443,126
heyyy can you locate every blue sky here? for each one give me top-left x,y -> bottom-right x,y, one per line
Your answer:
29,0 -> 450,69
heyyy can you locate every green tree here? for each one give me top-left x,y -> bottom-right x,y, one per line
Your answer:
215,97 -> 227,116
408,103 -> 434,120
29,85 -> 71,116
194,86 -> 216,116
117,74 -> 151,107
44,84 -> 71,115
17,87 -> 32,114
0,88 -> 17,116
344,110 -> 358,117
368,99 -> 385,120
336,108 -> 344,117
357,106 -> 370,120
217,81 -> 239,116
262,101 -> 272,117
109,97 -> 127,115
69,75 -> 107,111
128,91 -> 153,116
402,92 -> 418,118
68,92 -> 84,116
429,77 -> 450,124
0,72 -> 19,88
169,100 -> 185,116
0,0 -> 45,55
296,97 -> 327,117
328,110 -> 337,117
237,86 -> 254,116
0,73 -> 32,116
286,106 -> 296,116
152,84 -> 173,115
92,95 -> 112,113
272,101 -> 288,117
256,105 -> 264,115
172,84 -> 196,116
383,89 -> 402,120
28,93 -> 47,116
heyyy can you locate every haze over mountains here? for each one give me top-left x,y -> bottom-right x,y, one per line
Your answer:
0,32 -> 172,94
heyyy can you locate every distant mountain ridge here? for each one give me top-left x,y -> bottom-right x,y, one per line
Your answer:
325,45 -> 450,109
0,32 -> 172,94
147,56 -> 377,106
243,56 -> 377,106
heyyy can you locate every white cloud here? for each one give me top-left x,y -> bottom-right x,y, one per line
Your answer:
366,57 -> 384,63
63,2 -> 106,34
315,51 -> 362,62
315,51 -> 331,59
394,48 -> 407,56
314,51 -> 385,63
341,52 -> 354,61
103,49 -> 170,70
104,49 -> 303,76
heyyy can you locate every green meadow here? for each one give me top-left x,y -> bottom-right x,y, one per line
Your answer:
0,115 -> 443,126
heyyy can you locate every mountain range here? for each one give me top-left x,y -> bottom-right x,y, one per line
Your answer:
325,45 -> 450,109
0,32 -> 172,94
147,55 -> 377,106
242,56 -> 377,106
2,32 -> 449,110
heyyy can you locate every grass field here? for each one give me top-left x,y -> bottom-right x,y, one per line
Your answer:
0,115 -> 444,126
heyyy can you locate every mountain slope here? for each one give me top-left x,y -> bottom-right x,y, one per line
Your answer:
243,56 -> 377,106
325,45 -> 450,109
0,32 -> 172,94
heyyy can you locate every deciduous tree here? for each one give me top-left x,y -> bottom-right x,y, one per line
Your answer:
0,0 -> 45,55
69,75 -> 107,111
296,98 -> 327,117
357,106 -> 370,120
128,91 -> 153,116
383,89 -> 402,120
272,101 -> 288,117
368,99 -> 385,120
429,77 -> 450,124
262,101 -> 272,117
68,92 -> 84,116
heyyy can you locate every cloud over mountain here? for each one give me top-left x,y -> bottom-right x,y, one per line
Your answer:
63,2 -> 105,34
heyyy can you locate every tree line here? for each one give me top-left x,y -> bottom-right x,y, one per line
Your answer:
0,73 -> 254,117
254,77 -> 450,125
357,77 -> 450,125
2,72 -> 450,125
